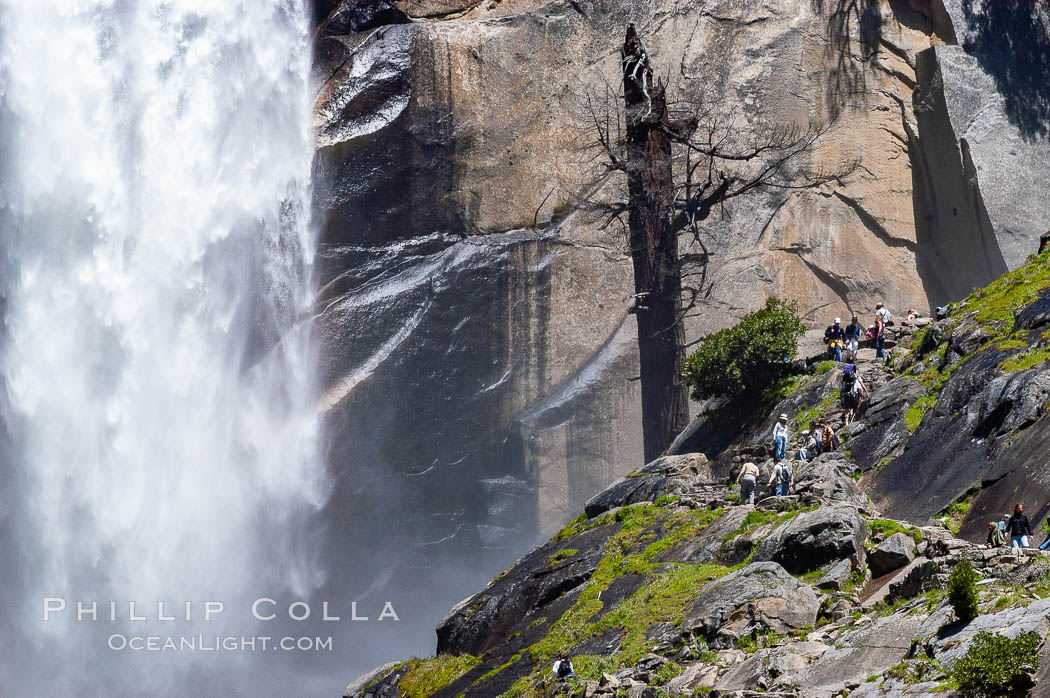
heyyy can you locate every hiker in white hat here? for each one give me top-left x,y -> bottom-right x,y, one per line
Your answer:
772,413 -> 789,463
824,316 -> 846,362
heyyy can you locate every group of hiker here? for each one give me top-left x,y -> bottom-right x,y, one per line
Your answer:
730,302 -> 927,506
735,414 -> 844,505
822,303 -> 893,363
986,503 -> 1050,551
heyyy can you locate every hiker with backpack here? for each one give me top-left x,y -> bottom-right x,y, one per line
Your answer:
736,461 -> 760,505
551,653 -> 574,679
875,303 -> 892,359
772,413 -> 789,463
824,317 -> 846,362
844,316 -> 863,361
1008,503 -> 1033,548
841,364 -> 866,425
768,460 -> 793,497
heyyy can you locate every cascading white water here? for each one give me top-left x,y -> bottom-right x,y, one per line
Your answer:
0,1 -> 327,694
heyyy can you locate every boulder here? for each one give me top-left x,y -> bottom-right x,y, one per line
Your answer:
1015,290 -> 1050,330
584,453 -> 714,519
683,562 -> 821,644
786,613 -> 925,694
753,506 -> 867,574
869,532 -> 918,577
343,662 -> 402,698
665,663 -> 719,694
793,459 -> 868,507
816,557 -> 854,591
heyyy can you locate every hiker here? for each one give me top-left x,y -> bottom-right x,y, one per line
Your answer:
769,460 -> 793,497
986,521 -> 1007,548
906,308 -> 917,321
874,303 -> 892,359
772,414 -> 789,462
844,316 -> 863,361
796,430 -> 818,461
935,306 -> 948,321
736,461 -> 760,505
551,653 -> 574,679
817,421 -> 838,453
824,317 -> 846,362
1008,503 -> 1033,548
808,421 -> 822,455
841,364 -> 865,425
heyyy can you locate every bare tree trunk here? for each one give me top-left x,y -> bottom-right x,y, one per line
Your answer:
622,25 -> 689,462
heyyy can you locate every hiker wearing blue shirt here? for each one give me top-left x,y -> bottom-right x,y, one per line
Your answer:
824,317 -> 846,362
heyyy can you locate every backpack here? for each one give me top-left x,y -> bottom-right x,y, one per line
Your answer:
557,660 -> 572,678
841,365 -> 856,393
778,463 -> 793,485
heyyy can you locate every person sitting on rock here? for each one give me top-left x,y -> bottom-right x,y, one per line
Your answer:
736,461 -> 760,505
772,413 -> 789,463
808,421 -> 822,455
551,653 -> 573,679
796,430 -> 817,462
824,317 -> 846,362
986,521 -> 1007,548
1008,503 -> 1033,548
768,460 -> 793,497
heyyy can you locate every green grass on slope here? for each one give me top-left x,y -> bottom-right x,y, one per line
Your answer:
500,505 -> 727,695
905,251 -> 1050,430
395,654 -> 481,698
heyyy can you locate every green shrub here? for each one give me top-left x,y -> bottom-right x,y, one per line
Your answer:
682,298 -> 805,401
650,661 -> 682,686
948,559 -> 979,623
951,631 -> 1041,697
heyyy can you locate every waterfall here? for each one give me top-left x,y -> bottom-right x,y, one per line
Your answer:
0,1 -> 328,694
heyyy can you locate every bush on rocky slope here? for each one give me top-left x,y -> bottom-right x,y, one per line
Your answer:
951,630 -> 1040,698
682,298 -> 805,402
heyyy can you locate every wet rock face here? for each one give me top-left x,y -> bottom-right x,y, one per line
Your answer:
317,230 -> 642,614
436,521 -> 621,656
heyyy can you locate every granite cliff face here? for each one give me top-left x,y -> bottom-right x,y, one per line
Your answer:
307,0 -> 1050,672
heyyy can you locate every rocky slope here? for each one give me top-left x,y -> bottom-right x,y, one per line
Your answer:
342,252 -> 1050,696
306,0 -> 1050,674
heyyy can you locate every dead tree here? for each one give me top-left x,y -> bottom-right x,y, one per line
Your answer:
579,24 -> 856,462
